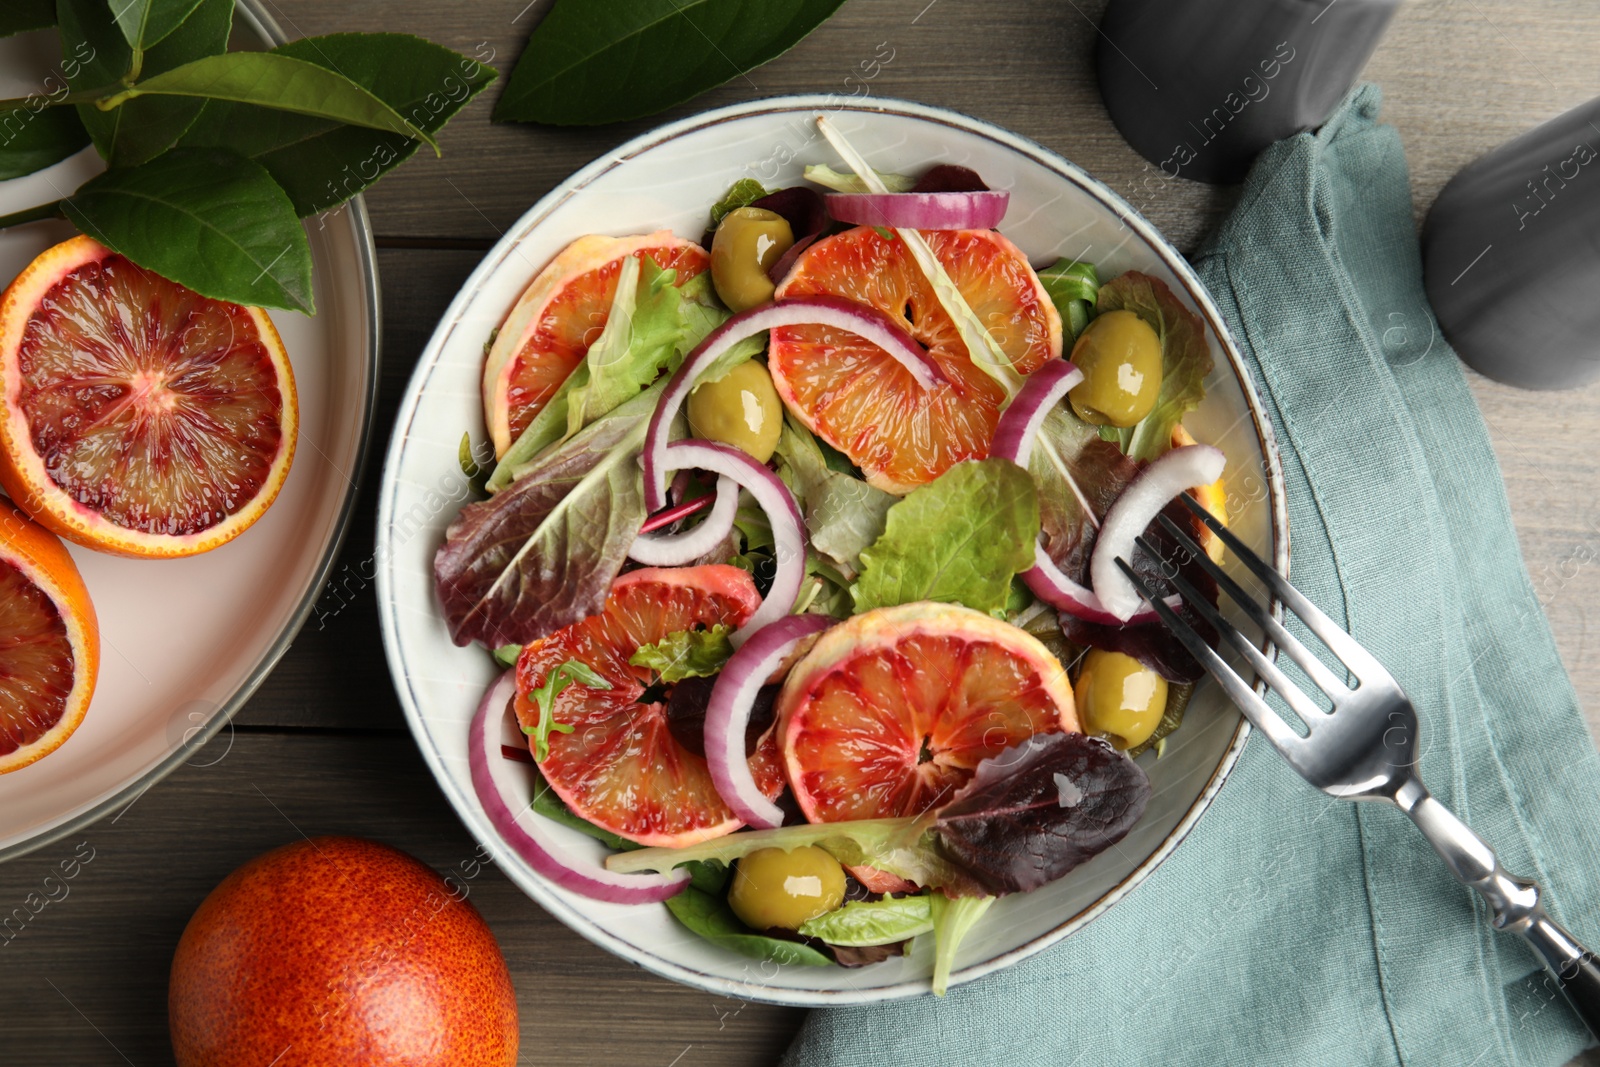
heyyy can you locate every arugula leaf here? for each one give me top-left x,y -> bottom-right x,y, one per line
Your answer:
0,106 -> 90,180
105,52 -> 437,149
522,659 -> 611,761
1096,271 -> 1213,461
709,178 -> 770,227
802,163 -> 914,193
798,894 -> 933,947
110,0 -> 207,53
665,885 -> 833,967
62,0 -> 232,166
929,892 -> 994,996
62,147 -> 314,312
774,418 -> 896,576
852,459 -> 1039,616
492,644 -> 522,670
435,381 -> 660,647
177,33 -> 496,216
630,624 -> 735,683
495,0 -> 847,126
1,0 -> 55,36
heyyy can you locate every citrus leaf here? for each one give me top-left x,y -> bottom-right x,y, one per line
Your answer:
109,0 -> 206,51
0,105 -> 90,179
0,0 -> 55,36
109,52 -> 438,150
61,147 -> 314,313
177,33 -> 497,216
494,0 -> 847,126
61,0 -> 232,166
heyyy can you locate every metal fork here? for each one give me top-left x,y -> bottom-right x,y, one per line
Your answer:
1117,494 -> 1600,1038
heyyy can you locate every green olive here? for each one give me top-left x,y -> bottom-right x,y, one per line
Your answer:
727,846 -> 846,931
686,359 -> 784,463
1067,309 -> 1163,427
711,207 -> 794,312
1073,648 -> 1168,750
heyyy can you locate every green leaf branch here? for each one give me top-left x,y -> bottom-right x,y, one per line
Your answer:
0,3 -> 498,312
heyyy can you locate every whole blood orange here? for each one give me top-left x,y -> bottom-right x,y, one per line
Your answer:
168,837 -> 518,1067
778,601 -> 1077,823
515,565 -> 784,847
769,226 -> 1061,492
0,235 -> 297,558
0,497 -> 97,774
482,232 -> 709,457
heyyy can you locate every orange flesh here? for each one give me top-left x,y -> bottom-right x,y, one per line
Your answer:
515,567 -> 782,846
16,254 -> 285,536
0,558 -> 73,758
503,244 -> 709,444
786,631 -> 1066,822
770,227 -> 1059,490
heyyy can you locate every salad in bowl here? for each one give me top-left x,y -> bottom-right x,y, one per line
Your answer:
381,98 -> 1284,1003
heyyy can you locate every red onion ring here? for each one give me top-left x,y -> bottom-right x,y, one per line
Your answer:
652,439 -> 806,648
639,492 -> 712,534
704,614 -> 835,828
1090,444 -> 1226,622
468,671 -> 688,904
629,474 -> 738,566
825,190 -> 1009,230
643,296 -> 941,512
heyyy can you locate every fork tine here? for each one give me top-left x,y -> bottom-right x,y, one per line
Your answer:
1153,513 -> 1349,700
1113,557 -> 1306,754
1133,535 -> 1328,727
1178,494 -> 1388,685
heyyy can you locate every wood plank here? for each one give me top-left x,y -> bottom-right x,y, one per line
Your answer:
0,732 -> 805,1065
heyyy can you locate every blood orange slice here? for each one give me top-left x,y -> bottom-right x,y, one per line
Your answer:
483,232 -> 710,457
769,226 -> 1061,493
0,235 -> 297,558
0,497 -> 98,774
514,565 -> 784,848
778,601 -> 1076,823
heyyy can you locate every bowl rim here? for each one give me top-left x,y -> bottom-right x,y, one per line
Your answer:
0,0 -> 384,865
376,92 -> 1289,1005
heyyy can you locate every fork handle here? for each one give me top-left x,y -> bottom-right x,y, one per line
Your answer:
1403,786 -> 1600,1038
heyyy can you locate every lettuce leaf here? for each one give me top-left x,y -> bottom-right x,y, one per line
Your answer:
852,459 -> 1039,616
665,885 -> 833,967
629,624 -> 735,683
802,163 -> 914,193
708,177 -> 770,226
798,894 -> 933,947
1096,271 -> 1213,461
434,382 -> 662,647
929,892 -> 994,996
774,417 -> 897,576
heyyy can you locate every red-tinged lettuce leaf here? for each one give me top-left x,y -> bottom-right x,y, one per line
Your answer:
1096,271 -> 1213,462
911,164 -> 988,193
751,186 -> 828,240
433,385 -> 655,647
933,732 -> 1150,895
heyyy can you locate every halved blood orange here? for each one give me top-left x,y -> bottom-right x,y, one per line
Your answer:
769,227 -> 1062,493
778,601 -> 1077,823
0,497 -> 98,774
483,232 -> 710,457
514,565 -> 784,848
0,235 -> 297,558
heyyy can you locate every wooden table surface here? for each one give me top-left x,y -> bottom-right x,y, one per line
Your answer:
6,1 -> 1600,1064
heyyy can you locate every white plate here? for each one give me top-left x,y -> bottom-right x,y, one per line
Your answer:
0,2 -> 378,860
377,96 -> 1287,1005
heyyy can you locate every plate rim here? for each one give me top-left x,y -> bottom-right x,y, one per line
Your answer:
0,0 -> 384,864
376,92 -> 1289,1005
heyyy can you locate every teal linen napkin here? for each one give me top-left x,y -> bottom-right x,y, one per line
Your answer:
784,86 -> 1600,1067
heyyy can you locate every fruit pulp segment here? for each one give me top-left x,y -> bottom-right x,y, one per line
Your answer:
0,559 -> 72,756
503,244 -> 709,444
16,255 -> 285,537
770,227 -> 1059,490
788,632 -> 1065,822
515,567 -> 779,845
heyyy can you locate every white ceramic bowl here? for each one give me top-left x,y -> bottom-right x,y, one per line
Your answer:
0,1 -> 378,861
377,96 -> 1287,1005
